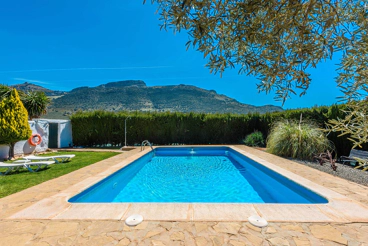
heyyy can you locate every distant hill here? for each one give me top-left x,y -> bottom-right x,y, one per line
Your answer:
13,80 -> 283,119
12,82 -> 66,97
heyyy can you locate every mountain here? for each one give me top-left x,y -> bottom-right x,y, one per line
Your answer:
13,80 -> 283,118
12,82 -> 66,97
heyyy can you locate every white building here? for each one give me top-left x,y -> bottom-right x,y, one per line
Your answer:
0,119 -> 72,160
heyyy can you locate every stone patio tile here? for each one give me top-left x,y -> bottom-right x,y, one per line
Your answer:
0,233 -> 34,246
192,203 -> 258,221
8,196 -> 70,219
53,203 -> 130,220
0,221 -> 46,235
122,203 -> 190,221
309,224 -> 348,245
326,199 -> 368,222
254,204 -> 334,222
212,222 -> 242,235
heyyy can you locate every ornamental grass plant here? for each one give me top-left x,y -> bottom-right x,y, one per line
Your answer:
267,120 -> 333,161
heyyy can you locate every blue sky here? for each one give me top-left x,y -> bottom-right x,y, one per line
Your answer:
0,0 -> 342,109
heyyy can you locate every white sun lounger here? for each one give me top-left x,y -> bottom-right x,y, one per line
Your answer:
0,161 -> 55,175
23,154 -> 75,164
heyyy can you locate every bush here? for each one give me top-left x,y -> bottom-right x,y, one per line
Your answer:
0,88 -> 32,158
70,111 -> 266,146
69,104 -> 359,156
243,131 -> 264,147
266,120 -> 333,160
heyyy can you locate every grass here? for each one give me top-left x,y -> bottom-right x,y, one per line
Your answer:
0,151 -> 119,198
267,120 -> 333,160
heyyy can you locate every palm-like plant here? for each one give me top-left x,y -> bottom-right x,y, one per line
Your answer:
21,91 -> 51,120
0,84 -> 12,100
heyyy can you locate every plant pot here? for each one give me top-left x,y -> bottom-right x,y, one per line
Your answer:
0,144 -> 10,160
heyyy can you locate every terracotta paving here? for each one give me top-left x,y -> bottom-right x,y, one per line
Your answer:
1,146 -> 368,245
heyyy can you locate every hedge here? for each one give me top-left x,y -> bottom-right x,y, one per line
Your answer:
70,104 -> 363,156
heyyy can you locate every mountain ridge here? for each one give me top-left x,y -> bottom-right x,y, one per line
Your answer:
12,80 -> 283,119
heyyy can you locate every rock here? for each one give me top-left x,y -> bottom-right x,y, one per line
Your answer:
1,234 -> 34,245
144,231 -> 163,239
39,222 -> 79,238
213,222 -> 241,235
293,237 -> 310,246
117,238 -> 131,246
309,225 -> 348,245
123,224 -> 132,232
265,227 -> 277,234
57,237 -> 74,246
244,233 -> 264,246
134,221 -> 149,230
151,240 -> 166,246
83,235 -> 116,245
107,232 -> 125,241
195,223 -> 208,233
177,222 -> 193,232
245,223 -> 262,232
210,236 -> 224,246
229,240 -> 247,246
194,237 -> 208,246
170,232 -> 185,241
267,237 -> 290,246
280,224 -> 304,233
159,222 -> 173,231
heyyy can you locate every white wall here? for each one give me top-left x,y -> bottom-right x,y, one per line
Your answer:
58,121 -> 73,148
47,119 -> 73,148
14,120 -> 49,156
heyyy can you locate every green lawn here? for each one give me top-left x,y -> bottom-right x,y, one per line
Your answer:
0,151 -> 119,198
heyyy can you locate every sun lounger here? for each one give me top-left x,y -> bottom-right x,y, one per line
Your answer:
0,161 -> 55,175
23,154 -> 75,164
340,149 -> 368,171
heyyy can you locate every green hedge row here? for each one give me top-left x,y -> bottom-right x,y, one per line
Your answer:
70,104 -> 359,156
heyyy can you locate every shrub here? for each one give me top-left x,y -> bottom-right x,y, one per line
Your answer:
0,88 -> 32,158
266,120 -> 333,160
243,131 -> 265,147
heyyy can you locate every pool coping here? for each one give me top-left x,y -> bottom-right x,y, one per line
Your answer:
5,145 -> 368,223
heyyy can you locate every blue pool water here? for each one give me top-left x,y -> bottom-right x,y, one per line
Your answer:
69,147 -> 328,203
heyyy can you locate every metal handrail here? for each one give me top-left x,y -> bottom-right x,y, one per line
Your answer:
141,140 -> 153,151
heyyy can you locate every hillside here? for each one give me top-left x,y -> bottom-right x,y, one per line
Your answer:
13,80 -> 283,118
12,82 -> 66,97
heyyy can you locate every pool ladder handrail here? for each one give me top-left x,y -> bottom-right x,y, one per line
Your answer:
141,140 -> 153,151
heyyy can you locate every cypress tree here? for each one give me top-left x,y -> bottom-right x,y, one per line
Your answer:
0,88 -> 32,159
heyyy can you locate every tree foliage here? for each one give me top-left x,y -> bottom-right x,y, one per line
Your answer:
0,88 -> 32,158
21,91 -> 51,120
327,99 -> 368,148
147,0 -> 366,102
147,0 -> 368,147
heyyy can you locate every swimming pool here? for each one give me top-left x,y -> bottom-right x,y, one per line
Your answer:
69,147 -> 328,204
